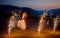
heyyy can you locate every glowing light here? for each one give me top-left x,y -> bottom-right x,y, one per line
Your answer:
8,12 -> 20,36
38,12 -> 47,36
8,15 -> 15,36
53,16 -> 59,32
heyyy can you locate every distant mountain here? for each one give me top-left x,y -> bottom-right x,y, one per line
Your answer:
35,10 -> 43,15
0,5 -> 18,11
0,5 -> 60,19
0,5 -> 43,19
48,9 -> 60,15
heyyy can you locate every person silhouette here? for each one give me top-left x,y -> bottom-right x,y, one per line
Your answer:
17,11 -> 27,30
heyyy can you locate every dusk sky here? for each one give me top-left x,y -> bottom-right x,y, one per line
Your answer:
0,0 -> 60,10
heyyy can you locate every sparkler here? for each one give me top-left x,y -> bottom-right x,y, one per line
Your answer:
8,12 -> 20,36
53,16 -> 59,32
38,12 -> 47,36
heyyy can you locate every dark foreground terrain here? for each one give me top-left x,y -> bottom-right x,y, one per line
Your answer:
0,28 -> 60,38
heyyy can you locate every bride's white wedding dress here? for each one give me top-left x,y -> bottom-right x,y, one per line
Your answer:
17,19 -> 26,30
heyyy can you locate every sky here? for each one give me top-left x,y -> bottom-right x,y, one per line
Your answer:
0,0 -> 60,10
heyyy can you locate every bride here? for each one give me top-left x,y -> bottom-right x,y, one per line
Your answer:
17,11 -> 27,30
